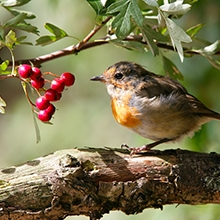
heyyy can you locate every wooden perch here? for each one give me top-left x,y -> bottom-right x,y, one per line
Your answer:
0,147 -> 220,220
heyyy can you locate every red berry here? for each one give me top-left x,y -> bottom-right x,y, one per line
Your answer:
31,77 -> 45,89
60,72 -> 75,86
44,89 -> 62,101
45,104 -> 56,115
38,110 -> 52,122
51,78 -> 65,93
30,67 -> 42,80
36,96 -> 50,110
18,64 -> 33,78
55,92 -> 62,101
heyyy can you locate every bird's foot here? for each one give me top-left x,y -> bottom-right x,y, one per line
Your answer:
121,138 -> 172,155
121,143 -> 151,154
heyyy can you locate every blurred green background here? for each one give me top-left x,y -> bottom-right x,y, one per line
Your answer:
0,0 -> 220,219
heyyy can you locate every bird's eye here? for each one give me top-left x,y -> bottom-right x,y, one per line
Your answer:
114,73 -> 123,80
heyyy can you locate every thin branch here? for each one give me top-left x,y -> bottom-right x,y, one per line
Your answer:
8,35 -> 219,68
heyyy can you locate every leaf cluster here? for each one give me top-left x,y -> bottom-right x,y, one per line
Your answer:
87,0 -> 220,75
0,0 -> 219,79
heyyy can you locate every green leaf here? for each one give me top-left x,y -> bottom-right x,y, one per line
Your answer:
109,39 -> 146,52
140,24 -> 159,56
3,13 -> 27,27
129,0 -> 143,27
107,0 -> 128,14
0,26 -> 4,40
36,23 -> 68,45
14,22 -> 39,35
160,1 -> 191,15
44,23 -> 68,38
0,96 -> 6,114
164,17 -> 192,62
162,55 -> 183,80
142,0 -> 158,7
113,8 -> 132,38
107,0 -> 144,39
3,11 -> 39,34
86,0 -> 103,14
16,36 -> 33,45
140,21 -> 168,56
0,0 -> 31,7
7,8 -> 36,19
186,23 -> 204,38
5,30 -> 17,49
36,35 -> 57,46
0,60 -> 9,72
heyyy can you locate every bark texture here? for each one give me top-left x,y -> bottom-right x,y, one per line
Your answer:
0,147 -> 220,220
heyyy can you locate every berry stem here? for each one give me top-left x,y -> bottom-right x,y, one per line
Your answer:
43,71 -> 60,78
21,81 -> 37,107
8,48 -> 16,76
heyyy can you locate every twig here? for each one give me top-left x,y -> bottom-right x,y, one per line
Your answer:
6,32 -> 220,68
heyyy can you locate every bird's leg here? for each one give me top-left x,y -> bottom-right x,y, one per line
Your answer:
121,138 -> 172,154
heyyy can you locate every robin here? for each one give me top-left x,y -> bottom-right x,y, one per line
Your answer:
91,61 -> 220,153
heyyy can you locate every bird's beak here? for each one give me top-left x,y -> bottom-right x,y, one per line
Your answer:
90,75 -> 105,82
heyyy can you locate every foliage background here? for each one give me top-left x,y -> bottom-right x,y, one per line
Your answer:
0,0 -> 220,219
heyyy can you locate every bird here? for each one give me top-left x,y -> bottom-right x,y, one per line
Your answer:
90,61 -> 220,153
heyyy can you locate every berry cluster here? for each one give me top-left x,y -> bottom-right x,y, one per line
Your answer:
18,64 -> 75,122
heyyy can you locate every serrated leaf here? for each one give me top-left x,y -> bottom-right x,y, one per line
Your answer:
186,23 -> 204,38
162,55 -> 183,80
0,0 -> 31,7
160,1 -> 191,15
3,13 -> 27,27
5,30 -> 17,49
142,0 -> 158,7
110,39 -> 146,52
44,23 -> 68,38
129,0 -> 143,27
86,0 -> 103,14
115,9 -> 131,38
107,0 -> 143,38
107,0 -> 128,13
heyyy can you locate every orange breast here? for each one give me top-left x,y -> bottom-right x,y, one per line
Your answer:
111,97 -> 141,128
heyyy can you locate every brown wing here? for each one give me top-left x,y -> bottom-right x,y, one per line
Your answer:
186,94 -> 220,119
137,72 -> 187,98
137,72 -> 220,120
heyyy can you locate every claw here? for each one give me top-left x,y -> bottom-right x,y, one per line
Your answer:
120,138 -> 172,155
120,143 -> 143,155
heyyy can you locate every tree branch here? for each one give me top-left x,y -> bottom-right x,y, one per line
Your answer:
10,35 -> 219,68
0,148 -> 220,220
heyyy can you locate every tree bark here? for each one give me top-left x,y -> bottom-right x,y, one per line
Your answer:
0,147 -> 220,220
